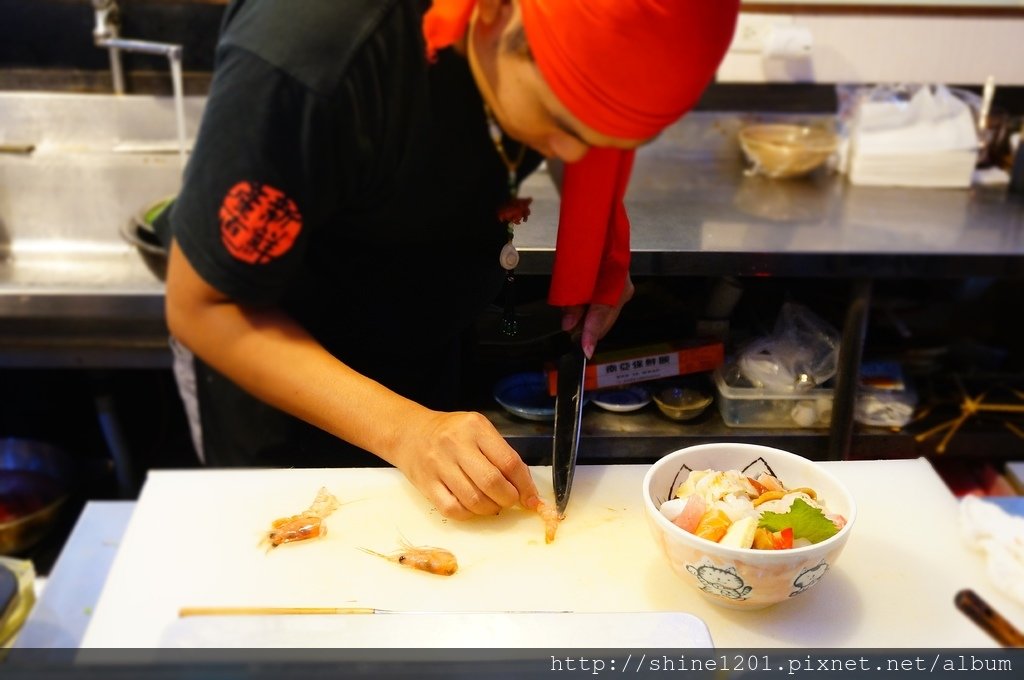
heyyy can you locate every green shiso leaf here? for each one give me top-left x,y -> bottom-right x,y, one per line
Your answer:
758,497 -> 838,544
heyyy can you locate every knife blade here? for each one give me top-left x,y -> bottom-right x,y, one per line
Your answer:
552,337 -> 587,515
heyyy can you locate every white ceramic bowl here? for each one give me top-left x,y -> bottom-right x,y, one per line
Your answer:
642,443 -> 856,610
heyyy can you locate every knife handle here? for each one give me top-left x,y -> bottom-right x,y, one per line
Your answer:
955,589 -> 1024,647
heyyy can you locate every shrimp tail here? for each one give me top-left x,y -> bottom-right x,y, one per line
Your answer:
535,500 -> 563,544
308,486 -> 341,517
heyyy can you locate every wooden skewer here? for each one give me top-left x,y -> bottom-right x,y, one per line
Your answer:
0,143 -> 35,154
179,606 -> 379,617
936,412 -> 972,454
179,606 -> 571,618
914,384 -> 1024,454
915,417 -> 958,442
978,404 -> 1024,413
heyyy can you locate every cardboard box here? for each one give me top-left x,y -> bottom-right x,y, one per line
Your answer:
546,339 -> 723,395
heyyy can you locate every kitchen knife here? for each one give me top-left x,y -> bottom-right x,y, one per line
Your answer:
552,336 -> 587,515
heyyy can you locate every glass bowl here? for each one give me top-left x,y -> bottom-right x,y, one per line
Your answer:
738,124 -> 839,179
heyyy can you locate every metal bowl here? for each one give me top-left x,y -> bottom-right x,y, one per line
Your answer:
120,196 -> 172,281
0,439 -> 73,556
652,386 -> 713,421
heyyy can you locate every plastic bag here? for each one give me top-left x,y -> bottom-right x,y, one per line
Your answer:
737,302 -> 840,392
835,83 -> 981,176
836,83 -> 981,135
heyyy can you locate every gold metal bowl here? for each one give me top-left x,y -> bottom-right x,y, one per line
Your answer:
652,387 -> 713,421
0,439 -> 73,556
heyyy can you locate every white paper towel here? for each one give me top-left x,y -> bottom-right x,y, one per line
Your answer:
848,85 -> 979,187
854,85 -> 978,155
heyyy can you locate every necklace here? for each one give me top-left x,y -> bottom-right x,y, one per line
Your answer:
484,105 -> 532,336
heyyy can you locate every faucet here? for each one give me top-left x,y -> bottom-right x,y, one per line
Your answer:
91,0 -> 183,95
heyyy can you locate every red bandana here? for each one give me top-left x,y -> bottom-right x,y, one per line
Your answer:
423,0 -> 738,307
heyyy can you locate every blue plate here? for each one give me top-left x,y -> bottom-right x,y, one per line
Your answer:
592,385 -> 651,413
493,372 -> 556,421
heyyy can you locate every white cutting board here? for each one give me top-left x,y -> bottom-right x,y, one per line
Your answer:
158,612 -> 711,649
80,465 -> 711,648
80,459 -> 1024,649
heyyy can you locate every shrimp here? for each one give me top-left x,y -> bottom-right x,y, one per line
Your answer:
264,486 -> 341,548
266,513 -> 324,547
536,500 -> 563,544
359,541 -> 459,576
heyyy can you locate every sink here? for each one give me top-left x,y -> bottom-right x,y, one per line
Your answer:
0,91 -> 204,318
0,92 -> 205,367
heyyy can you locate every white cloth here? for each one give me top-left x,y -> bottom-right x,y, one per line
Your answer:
960,494 -> 1024,606
169,335 -> 204,463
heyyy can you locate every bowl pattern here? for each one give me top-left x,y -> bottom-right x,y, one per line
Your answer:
643,445 -> 855,610
647,517 -> 843,608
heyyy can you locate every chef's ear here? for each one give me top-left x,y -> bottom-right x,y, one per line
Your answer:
476,0 -> 509,26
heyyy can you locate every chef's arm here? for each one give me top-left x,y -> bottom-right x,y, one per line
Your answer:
163,241 -> 539,518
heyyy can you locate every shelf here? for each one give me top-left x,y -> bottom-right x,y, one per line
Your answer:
484,402 -> 914,464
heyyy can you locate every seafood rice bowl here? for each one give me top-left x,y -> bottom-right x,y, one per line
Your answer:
642,443 -> 856,610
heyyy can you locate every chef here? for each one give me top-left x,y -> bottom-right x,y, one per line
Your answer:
158,0 -> 738,519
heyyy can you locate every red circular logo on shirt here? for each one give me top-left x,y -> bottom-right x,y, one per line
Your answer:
219,181 -> 302,264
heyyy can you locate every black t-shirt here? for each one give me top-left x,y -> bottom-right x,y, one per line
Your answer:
171,0 -> 539,364
164,0 -> 540,465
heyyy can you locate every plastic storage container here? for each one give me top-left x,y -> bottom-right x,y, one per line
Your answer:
854,361 -> 917,428
714,364 -> 834,428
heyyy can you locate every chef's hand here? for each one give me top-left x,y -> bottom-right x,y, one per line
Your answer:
390,410 -> 540,520
560,274 -> 636,359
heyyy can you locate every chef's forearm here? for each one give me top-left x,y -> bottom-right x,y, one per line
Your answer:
164,242 -> 430,462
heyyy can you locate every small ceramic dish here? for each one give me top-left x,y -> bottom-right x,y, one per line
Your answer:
493,372 -> 556,421
652,387 -> 713,421
592,385 -> 651,413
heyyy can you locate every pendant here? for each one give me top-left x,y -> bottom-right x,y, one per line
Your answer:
499,242 -> 520,270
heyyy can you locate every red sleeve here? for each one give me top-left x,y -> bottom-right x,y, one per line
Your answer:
548,147 -> 635,308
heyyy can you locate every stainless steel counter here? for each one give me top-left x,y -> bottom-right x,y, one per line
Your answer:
518,113 -> 1024,278
2,99 -> 1023,457
4,104 -> 1022,359
0,92 -> 195,367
